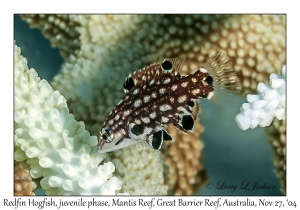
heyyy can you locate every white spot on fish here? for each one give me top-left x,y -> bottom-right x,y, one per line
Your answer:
192,89 -> 200,95
170,97 -> 175,103
135,119 -> 141,124
142,117 -> 150,123
143,95 -> 150,103
162,116 -> 169,123
149,79 -> 155,85
150,111 -> 156,119
163,78 -> 171,84
171,84 -> 177,91
159,88 -> 166,95
151,92 -> 157,99
178,95 -> 187,103
181,82 -> 188,87
160,104 -> 172,112
134,99 -> 142,107
207,91 -> 214,99
133,88 -> 139,95
124,110 -> 131,116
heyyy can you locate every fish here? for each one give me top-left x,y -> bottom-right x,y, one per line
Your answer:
98,51 -> 241,153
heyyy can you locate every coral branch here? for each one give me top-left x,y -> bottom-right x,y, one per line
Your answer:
163,123 -> 207,195
236,65 -> 285,130
107,145 -> 168,195
266,119 -> 286,194
20,15 -> 81,58
14,161 -> 37,195
14,42 -> 123,195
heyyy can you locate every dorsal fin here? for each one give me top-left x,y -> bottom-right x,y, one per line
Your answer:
202,51 -> 242,106
161,55 -> 185,74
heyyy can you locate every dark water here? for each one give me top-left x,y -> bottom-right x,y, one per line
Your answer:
14,15 -> 63,81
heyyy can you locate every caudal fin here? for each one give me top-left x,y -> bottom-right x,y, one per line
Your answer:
202,51 -> 242,106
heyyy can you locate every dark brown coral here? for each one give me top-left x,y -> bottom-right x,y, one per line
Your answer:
14,161 -> 36,196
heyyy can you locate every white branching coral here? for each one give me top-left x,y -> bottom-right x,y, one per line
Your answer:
14,42 -> 123,195
235,65 -> 286,130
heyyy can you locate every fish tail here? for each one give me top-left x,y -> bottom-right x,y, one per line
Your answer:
202,51 -> 242,106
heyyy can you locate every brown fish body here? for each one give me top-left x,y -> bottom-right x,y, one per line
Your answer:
98,52 -> 241,153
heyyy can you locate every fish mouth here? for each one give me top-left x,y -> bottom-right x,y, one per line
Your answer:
97,138 -> 142,153
98,138 -> 105,150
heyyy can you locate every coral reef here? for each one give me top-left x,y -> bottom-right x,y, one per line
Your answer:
20,14 -> 81,58
235,64 -> 286,194
163,123 -> 207,195
14,42 -> 123,195
266,119 -> 286,194
18,14 -> 286,195
236,65 -> 286,130
14,161 -> 37,195
236,66 -> 286,194
20,15 -> 286,134
106,144 -> 168,195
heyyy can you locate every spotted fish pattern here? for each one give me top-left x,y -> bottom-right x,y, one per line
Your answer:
98,51 -> 241,153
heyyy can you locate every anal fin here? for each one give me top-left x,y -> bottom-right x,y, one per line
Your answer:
162,129 -> 173,141
147,129 -> 174,150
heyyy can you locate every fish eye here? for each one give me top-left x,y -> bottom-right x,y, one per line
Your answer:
161,59 -> 173,71
100,127 -> 113,143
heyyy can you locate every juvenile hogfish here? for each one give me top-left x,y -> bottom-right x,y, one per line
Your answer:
98,51 -> 241,153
